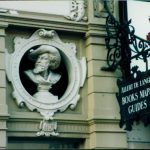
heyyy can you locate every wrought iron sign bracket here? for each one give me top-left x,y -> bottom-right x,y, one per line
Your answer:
101,0 -> 150,79
101,0 -> 150,131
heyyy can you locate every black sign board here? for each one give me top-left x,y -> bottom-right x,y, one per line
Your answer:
116,67 -> 150,131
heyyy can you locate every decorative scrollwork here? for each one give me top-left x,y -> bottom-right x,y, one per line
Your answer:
130,35 -> 150,62
38,29 -> 55,38
102,0 -> 150,75
37,119 -> 59,137
101,14 -> 121,71
65,0 -> 87,22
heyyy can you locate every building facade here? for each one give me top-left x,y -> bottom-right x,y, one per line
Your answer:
0,0 -> 150,149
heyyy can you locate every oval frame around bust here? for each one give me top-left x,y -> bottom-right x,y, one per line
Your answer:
6,29 -> 86,119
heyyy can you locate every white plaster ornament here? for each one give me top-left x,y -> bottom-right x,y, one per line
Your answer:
37,119 -> 58,137
65,0 -> 87,22
24,45 -> 61,104
6,29 -> 86,120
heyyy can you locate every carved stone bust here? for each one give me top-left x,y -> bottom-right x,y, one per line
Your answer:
24,45 -> 61,103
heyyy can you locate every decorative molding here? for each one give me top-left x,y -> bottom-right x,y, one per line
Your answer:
93,0 -> 114,18
0,121 -> 7,130
7,120 -> 89,134
65,0 -> 87,22
0,8 -> 18,15
58,124 -> 88,133
6,29 -> 87,120
37,119 -> 58,137
0,1 -> 87,22
93,0 -> 104,17
0,8 -> 8,13
108,0 -> 114,13
38,29 -> 55,38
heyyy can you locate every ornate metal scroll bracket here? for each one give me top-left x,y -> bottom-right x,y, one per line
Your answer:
102,0 -> 150,131
101,0 -> 150,74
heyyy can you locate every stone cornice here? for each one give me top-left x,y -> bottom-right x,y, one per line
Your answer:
0,21 -> 8,29
9,112 -> 87,122
0,114 -> 10,120
7,117 -> 89,138
88,118 -> 120,126
0,13 -> 88,33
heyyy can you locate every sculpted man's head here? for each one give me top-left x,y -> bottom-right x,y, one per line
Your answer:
29,45 -> 61,74
24,45 -> 62,103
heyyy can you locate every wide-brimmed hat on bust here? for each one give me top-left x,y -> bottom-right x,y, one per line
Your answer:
28,45 -> 61,69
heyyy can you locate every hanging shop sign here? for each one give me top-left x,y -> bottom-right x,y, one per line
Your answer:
116,66 -> 150,131
102,0 -> 150,131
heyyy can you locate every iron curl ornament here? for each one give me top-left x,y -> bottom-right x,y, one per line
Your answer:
101,0 -> 150,78
101,0 -> 150,131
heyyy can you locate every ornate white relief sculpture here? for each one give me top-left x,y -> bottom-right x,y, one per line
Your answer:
93,0 -> 104,17
93,0 -> 114,17
24,45 -> 61,103
6,29 -> 86,120
37,119 -> 58,137
65,0 -> 87,22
